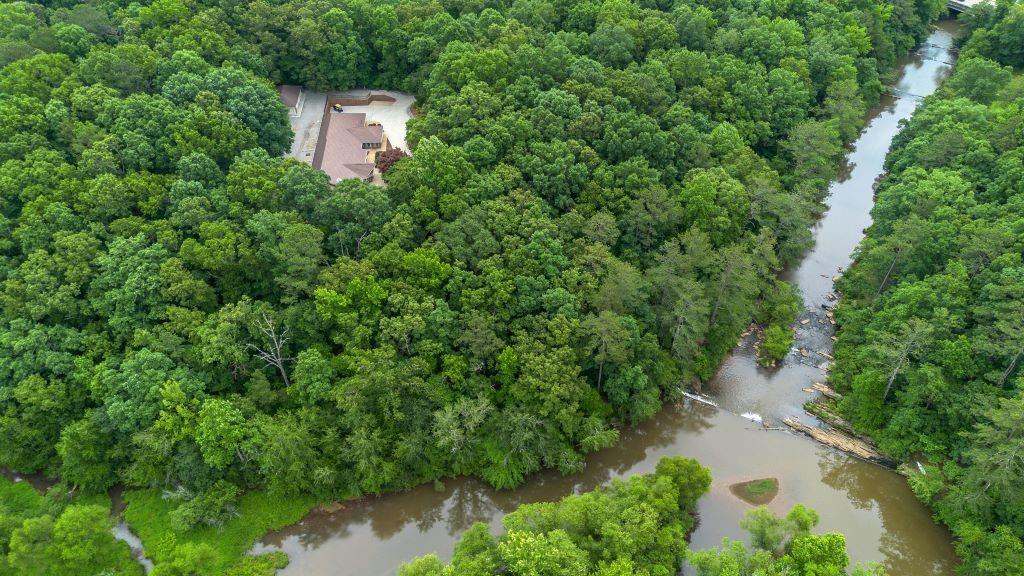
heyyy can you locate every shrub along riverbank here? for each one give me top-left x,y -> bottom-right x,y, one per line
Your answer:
830,3 -> 1024,573
122,489 -> 313,576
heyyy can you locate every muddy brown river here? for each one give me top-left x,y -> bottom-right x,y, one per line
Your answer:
254,20 -> 962,576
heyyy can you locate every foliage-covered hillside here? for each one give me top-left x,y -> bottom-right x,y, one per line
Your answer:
0,0 -> 945,570
830,3 -> 1024,573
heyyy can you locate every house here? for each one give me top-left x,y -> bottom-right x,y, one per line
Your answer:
312,110 -> 389,184
277,85 -> 305,117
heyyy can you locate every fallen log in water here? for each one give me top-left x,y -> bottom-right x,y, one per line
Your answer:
804,401 -> 859,436
783,416 -> 896,467
681,391 -> 718,408
811,382 -> 842,400
804,401 -> 883,449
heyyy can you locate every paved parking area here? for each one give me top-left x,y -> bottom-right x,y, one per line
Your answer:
289,91 -> 327,163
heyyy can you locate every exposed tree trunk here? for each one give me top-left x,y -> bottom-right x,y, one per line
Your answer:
355,230 -> 369,258
247,312 -> 294,387
998,345 -> 1023,387
875,246 -> 901,298
883,354 -> 907,402
882,321 -> 931,402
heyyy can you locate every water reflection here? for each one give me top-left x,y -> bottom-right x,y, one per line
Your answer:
818,451 -> 954,575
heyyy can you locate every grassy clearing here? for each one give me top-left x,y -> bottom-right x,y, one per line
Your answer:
743,478 -> 777,497
123,489 -> 315,575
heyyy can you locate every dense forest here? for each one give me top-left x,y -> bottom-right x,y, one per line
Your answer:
400,457 -> 886,576
0,0 -> 952,573
830,2 -> 1024,574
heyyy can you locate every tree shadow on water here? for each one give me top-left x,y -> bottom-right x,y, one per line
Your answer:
817,451 -> 956,576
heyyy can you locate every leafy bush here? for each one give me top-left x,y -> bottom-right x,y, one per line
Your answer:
690,505 -> 885,576
755,280 -> 801,327
0,477 -> 141,576
375,147 -> 408,173
166,480 -> 240,532
123,488 -> 313,576
758,324 -> 794,366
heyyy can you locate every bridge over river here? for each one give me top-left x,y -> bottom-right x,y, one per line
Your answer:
949,0 -> 988,12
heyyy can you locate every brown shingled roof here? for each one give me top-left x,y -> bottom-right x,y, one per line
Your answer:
312,111 -> 382,183
342,163 -> 375,180
349,125 -> 384,145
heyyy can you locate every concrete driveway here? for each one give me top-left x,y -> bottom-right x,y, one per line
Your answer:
289,91 -> 327,163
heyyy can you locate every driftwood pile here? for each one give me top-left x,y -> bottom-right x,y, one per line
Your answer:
795,383 -> 899,466
783,416 -> 892,465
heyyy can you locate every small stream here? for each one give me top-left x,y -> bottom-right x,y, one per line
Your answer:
113,521 -> 155,573
111,486 -> 155,573
0,471 -> 153,572
256,20 -> 964,576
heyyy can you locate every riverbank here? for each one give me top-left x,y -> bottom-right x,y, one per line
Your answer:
122,489 -> 314,575
253,400 -> 956,576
